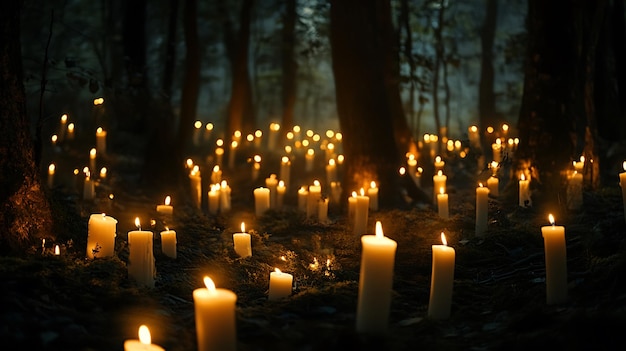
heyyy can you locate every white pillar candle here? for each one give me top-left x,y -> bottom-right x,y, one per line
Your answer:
468,125 -> 481,149
433,170 -> 447,204
367,181 -> 379,211
254,187 -> 270,217
428,232 -> 455,319
305,149 -> 315,172
210,165 -> 222,184
58,114 -> 68,142
127,218 -> 155,288
192,120 -> 202,147
353,189 -> 370,236
318,197 -> 329,223
228,140 -> 238,169
487,175 -> 499,197
83,170 -> 95,200
47,163 -> 55,188
566,171 -> 583,211
89,148 -> 97,174
194,276 -> 237,351
160,228 -> 177,259
67,122 -> 75,141
276,181 -> 286,210
437,187 -> 449,219
96,127 -> 107,155
124,325 -> 164,351
619,162 -> 626,222
307,180 -> 322,218
233,222 -> 252,258
268,268 -> 293,300
86,213 -> 118,258
265,174 -> 278,209
330,181 -> 342,204
156,195 -> 173,216
519,173 -> 531,207
475,183 -> 489,236
356,221 -> 397,334
280,156 -> 291,190
208,184 -> 220,215
348,191 -> 357,219
189,167 -> 202,209
434,155 -> 445,173
297,186 -> 308,212
541,214 -> 568,305
219,180 -> 231,213
326,159 -> 338,185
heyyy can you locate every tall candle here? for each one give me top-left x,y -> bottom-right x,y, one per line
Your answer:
47,163 -> 55,188
297,186 -> 308,212
268,268 -> 293,300
326,159 -> 338,185
619,161 -> 626,222
566,171 -> 583,211
254,187 -> 270,217
318,197 -> 329,223
219,180 -> 231,213
89,148 -> 97,174
354,188 -> 370,236
189,166 -> 202,209
86,213 -> 118,258
193,276 -> 237,351
228,140 -> 238,169
475,183 -> 489,236
127,218 -> 155,287
210,165 -> 222,184
367,181 -> 379,211
276,181 -> 286,210
519,173 -> 531,207
233,222 -> 252,258
160,228 -> 177,259
58,114 -> 68,142
280,156 -> 291,190
96,127 -> 107,155
208,184 -> 220,215
265,174 -> 278,209
348,191 -> 357,219
541,214 -> 568,305
124,325 -> 164,351
428,232 -> 455,319
305,149 -> 315,172
433,170 -> 447,204
356,221 -> 397,334
83,170 -> 95,200
192,120 -> 203,147
468,125 -> 481,149
437,187 -> 449,219
307,180 -> 322,218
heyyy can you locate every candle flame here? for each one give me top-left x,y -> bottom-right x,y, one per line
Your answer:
370,181 -> 376,189
351,191 -> 357,198
441,232 -> 447,246
203,276 -> 216,291
375,221 -> 384,238
580,155 -> 585,163
282,156 -> 289,163
360,188 -> 365,196
548,214 -> 555,226
440,187 -> 444,195
623,161 -> 626,171
278,180 -> 284,187
96,127 -> 103,134
90,148 -> 96,157
479,182 -> 483,188
194,120 -> 202,129
275,268 -> 282,274
435,156 -> 442,163
241,222 -> 246,232
521,173 -> 526,181
135,217 -> 140,230
138,325 -> 151,345
213,165 -> 220,172
54,245 -> 60,255
437,170 -> 443,176
314,180 -> 320,186
164,196 -> 171,206
329,158 -> 336,166
470,125 -> 478,132
48,163 -> 55,173
61,114 -> 68,123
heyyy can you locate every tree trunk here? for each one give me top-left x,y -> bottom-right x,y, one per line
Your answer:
0,1 -> 53,254
177,0 -> 200,153
280,0 -> 297,133
162,0 -> 180,102
122,0 -> 148,89
330,0 -> 430,208
479,0 -> 497,154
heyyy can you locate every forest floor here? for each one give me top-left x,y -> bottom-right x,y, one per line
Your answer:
2,134 -> 626,351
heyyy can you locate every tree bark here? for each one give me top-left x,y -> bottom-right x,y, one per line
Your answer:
0,0 -> 53,254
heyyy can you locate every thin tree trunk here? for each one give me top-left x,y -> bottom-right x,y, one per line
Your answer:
479,0 -> 497,153
162,0 -> 180,102
178,0 -> 200,153
431,0 -> 445,155
281,0 -> 297,133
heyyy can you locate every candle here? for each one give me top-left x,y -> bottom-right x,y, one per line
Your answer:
268,268 -> 293,300
267,122 -> 280,151
297,186 -> 308,212
67,122 -> 75,141
83,169 -> 95,200
433,170 -> 447,204
307,180 -> 322,218
211,165 -> 222,184
156,195 -> 173,216
437,187 -> 449,219
305,148 -> 315,172
491,140 -> 502,163
193,276 -> 237,351
487,175 -> 499,197
99,167 -> 107,180
541,214 -> 568,305
276,180 -> 286,210
208,184 -> 220,215
96,127 -> 107,155
253,187 -> 270,217
124,325 -> 164,351
127,218 -> 155,287
367,181 -> 379,211
566,171 -> 583,211
354,188 -> 370,236
47,163 -> 55,188
265,174 -> 278,209
86,213 -> 118,258
228,140 -> 238,169
330,181 -> 342,204
348,191 -> 357,219
620,162 -> 626,222
519,173 -> 531,207
428,232 -> 455,319
192,120 -> 203,146
89,148 -> 97,174
219,180 -> 231,213
318,197 -> 329,223
203,122 -> 214,144
434,155 -> 445,173
189,166 -> 202,209
233,222 -> 252,258
356,221 -> 397,334
468,125 -> 481,149
280,156 -> 291,190
215,147 -> 224,167
160,227 -> 177,259
475,183 -> 489,236
326,159 -> 338,185
573,155 -> 584,173
58,114 -> 68,142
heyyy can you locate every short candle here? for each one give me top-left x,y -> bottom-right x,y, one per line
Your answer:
233,222 -> 252,258
268,268 -> 293,300
124,325 -> 164,351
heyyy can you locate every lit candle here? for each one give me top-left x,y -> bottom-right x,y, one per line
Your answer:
219,180 -> 231,213
189,166 -> 202,209
433,170 -> 447,204
491,139 -> 502,163
160,227 -> 177,259
487,175 -> 499,197
437,187 -> 449,219
276,180 -> 286,210
475,183 -> 489,236
233,222 -> 252,258
566,171 -> 583,211
58,114 -> 68,142
83,169 -> 95,200
67,122 -> 75,141
203,122 -> 214,143
307,180 -> 322,218
215,147 -> 224,167
86,213 -> 118,258
193,276 -> 237,351
297,186 -> 308,212
253,187 -> 270,217
156,195 -> 173,216
99,167 -> 107,180
318,197 -> 329,223
428,232 -> 455,319
124,325 -> 164,351
192,120 -> 203,147
305,148 -> 315,172
54,244 -> 60,256
519,173 -> 531,207
208,184 -> 220,215
89,148 -> 97,174
434,155 -> 445,173
354,188 -> 370,236
210,165 -> 222,184
620,162 -> 626,222
468,125 -> 481,149
280,156 -> 291,190
541,214 -> 568,305
326,158 -> 338,185
265,174 -> 278,209
228,140 -> 238,169
356,221 -> 397,334
127,218 -> 155,287
330,181 -> 342,204
267,122 -> 280,152
96,127 -> 107,155
367,181 -> 379,211
268,268 -> 293,300
47,163 -> 55,188
348,191 -> 357,219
